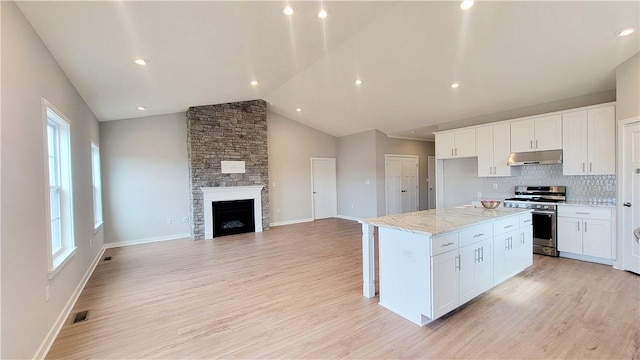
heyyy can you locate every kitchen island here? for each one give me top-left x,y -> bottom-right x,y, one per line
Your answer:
360,206 -> 532,325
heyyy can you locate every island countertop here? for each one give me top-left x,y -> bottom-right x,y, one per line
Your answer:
360,206 -> 531,236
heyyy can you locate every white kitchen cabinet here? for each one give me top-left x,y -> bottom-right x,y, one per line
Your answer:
477,123 -> 512,177
562,106 -> 615,175
557,206 -> 613,260
510,114 -> 562,153
493,213 -> 531,285
435,128 -> 476,159
431,224 -> 494,319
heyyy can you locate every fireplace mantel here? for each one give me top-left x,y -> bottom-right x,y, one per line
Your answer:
201,186 -> 264,239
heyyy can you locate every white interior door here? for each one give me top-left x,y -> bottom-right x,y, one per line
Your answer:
385,155 -> 419,215
311,158 -> 337,220
621,119 -> 640,274
428,156 -> 436,209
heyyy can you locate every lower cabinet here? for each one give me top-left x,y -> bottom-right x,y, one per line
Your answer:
431,227 -> 494,319
557,206 -> 613,261
493,213 -> 532,285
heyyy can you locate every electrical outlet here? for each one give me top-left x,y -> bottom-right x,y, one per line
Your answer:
493,183 -> 498,190
45,286 -> 50,302
182,217 -> 189,223
365,180 -> 371,185
477,192 -> 482,198
166,218 -> 172,225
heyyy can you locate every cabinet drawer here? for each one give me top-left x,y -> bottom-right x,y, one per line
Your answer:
519,213 -> 533,227
431,232 -> 459,256
494,216 -> 519,235
558,206 -> 611,220
459,223 -> 493,248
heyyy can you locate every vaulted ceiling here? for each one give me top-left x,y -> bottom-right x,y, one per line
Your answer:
17,1 -> 640,140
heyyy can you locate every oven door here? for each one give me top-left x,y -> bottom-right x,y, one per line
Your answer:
532,210 -> 556,248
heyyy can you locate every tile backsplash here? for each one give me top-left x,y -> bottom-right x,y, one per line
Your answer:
481,164 -> 616,204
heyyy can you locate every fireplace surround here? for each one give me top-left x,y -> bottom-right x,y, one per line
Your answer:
202,186 -> 264,239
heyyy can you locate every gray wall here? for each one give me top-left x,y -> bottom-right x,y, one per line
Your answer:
438,90 -> 616,131
615,52 -> 640,120
267,111 -> 338,224
1,2 -> 102,358
100,113 -> 191,244
337,130 -> 378,219
441,158 -> 484,207
375,130 -> 435,215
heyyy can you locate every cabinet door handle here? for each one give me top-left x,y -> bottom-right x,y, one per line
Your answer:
441,242 -> 455,247
584,221 -> 587,232
474,249 -> 479,263
505,238 -> 510,250
521,233 -> 525,244
489,166 -> 493,175
473,233 -> 485,238
504,224 -> 513,229
493,166 -> 496,174
451,149 -> 454,156
530,140 -> 533,149
480,246 -> 484,262
589,162 -> 592,172
455,255 -> 461,271
575,212 -> 590,215
582,162 -> 585,173
536,139 -> 538,149
455,148 -> 458,156
577,221 -> 580,232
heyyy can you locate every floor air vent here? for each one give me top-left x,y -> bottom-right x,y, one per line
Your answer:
71,310 -> 89,324
104,256 -> 112,261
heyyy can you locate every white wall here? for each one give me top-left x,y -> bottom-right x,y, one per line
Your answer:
616,52 -> 640,120
267,111 -> 338,225
100,113 -> 191,244
374,130 -> 434,215
1,2 -> 102,358
441,158 -> 484,208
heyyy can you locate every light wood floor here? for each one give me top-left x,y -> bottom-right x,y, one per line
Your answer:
47,218 -> 640,359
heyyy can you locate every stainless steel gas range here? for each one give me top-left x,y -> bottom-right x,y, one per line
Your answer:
503,186 -> 566,257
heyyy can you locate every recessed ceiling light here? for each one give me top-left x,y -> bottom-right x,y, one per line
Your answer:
134,58 -> 149,66
450,83 -> 460,89
411,131 -> 416,134
250,80 -> 259,86
460,0 -> 474,10
318,9 -> 328,19
137,106 -> 147,111
355,79 -> 363,85
296,108 -> 302,112
283,6 -> 294,16
615,27 -> 636,37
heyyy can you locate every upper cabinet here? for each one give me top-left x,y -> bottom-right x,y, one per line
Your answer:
435,128 -> 476,160
476,123 -> 512,177
562,105 -> 615,176
510,114 -> 562,152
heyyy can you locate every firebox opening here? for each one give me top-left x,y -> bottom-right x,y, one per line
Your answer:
212,199 -> 255,238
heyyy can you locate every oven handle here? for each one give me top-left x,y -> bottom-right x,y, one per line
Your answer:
532,210 -> 555,215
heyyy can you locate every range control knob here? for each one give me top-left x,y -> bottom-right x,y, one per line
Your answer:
536,205 -> 542,209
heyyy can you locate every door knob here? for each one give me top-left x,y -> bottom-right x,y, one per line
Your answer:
623,202 -> 632,207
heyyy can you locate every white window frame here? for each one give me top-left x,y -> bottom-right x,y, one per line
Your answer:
43,99 -> 76,278
91,141 -> 103,231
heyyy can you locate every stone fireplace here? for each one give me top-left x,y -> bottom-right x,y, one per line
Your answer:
187,100 -> 269,240
202,185 -> 264,239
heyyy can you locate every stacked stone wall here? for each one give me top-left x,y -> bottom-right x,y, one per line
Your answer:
186,99 -> 269,239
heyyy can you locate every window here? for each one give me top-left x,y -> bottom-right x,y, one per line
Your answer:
44,99 -> 75,276
91,142 -> 103,230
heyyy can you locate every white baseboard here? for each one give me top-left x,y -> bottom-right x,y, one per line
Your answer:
34,247 -> 105,360
559,252 -> 615,266
335,214 -> 362,222
270,218 -> 314,227
103,233 -> 191,249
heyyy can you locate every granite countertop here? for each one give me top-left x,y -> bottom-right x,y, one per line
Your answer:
560,201 -> 616,208
360,207 -> 531,236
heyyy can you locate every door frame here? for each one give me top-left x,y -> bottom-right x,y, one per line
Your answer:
427,155 -> 436,209
310,157 -> 337,220
617,116 -> 640,271
384,154 -> 419,215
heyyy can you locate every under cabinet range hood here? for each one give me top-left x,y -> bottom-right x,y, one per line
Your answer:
507,150 -> 563,166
